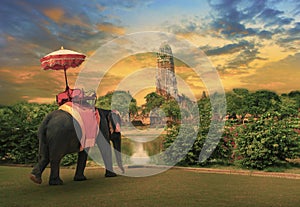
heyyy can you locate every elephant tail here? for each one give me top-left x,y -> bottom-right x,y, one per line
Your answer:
37,111 -> 55,146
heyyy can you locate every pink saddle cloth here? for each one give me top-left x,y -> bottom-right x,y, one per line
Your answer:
59,102 -> 100,150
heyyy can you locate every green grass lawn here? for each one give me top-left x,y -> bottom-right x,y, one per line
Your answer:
0,166 -> 299,207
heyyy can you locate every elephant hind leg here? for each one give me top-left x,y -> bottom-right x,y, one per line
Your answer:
30,144 -> 50,184
48,151 -> 64,185
49,158 -> 63,185
30,157 -> 49,184
29,174 -> 42,184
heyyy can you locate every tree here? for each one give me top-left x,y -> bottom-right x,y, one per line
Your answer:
143,92 -> 165,114
226,88 -> 251,122
288,90 -> 300,109
248,90 -> 281,117
161,99 -> 181,122
279,94 -> 299,118
97,91 -> 138,119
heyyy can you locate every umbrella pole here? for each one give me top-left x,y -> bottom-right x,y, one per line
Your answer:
64,69 -> 69,90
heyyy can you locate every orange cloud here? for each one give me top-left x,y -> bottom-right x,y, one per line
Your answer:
97,23 -> 125,35
42,7 -> 89,28
27,97 -> 56,104
6,35 -> 15,42
43,8 -> 64,23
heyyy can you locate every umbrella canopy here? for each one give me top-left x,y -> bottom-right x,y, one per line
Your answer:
40,46 -> 86,89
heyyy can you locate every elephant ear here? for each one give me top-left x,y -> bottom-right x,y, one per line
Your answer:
115,123 -> 121,133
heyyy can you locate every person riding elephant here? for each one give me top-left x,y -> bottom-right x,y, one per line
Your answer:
30,108 -> 124,185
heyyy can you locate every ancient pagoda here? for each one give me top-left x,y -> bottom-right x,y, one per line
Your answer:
156,43 -> 178,99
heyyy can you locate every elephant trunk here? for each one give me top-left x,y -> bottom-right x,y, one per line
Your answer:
111,132 -> 124,173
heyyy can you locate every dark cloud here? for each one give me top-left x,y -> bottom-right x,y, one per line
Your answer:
211,40 -> 265,70
276,22 -> 300,50
240,0 -> 268,20
0,2 -> 51,42
167,0 -> 297,44
100,0 -> 152,9
207,0 -> 296,40
203,40 -> 249,56
209,19 -> 257,39
258,8 -> 283,19
226,43 -> 259,69
0,0 -> 152,104
258,30 -> 273,39
0,0 -> 127,69
288,22 -> 300,36
257,8 -> 293,27
278,36 -> 300,44
164,0 -> 298,72
208,0 -> 242,21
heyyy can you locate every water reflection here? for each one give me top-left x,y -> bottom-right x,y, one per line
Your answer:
88,128 -> 165,167
122,126 -> 165,165
130,141 -> 150,165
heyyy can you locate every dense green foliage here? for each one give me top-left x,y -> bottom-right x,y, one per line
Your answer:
0,91 -> 138,165
1,89 -> 299,170
162,89 -> 300,169
143,92 -> 165,114
0,102 -> 57,163
96,90 -> 138,118
233,114 -> 299,169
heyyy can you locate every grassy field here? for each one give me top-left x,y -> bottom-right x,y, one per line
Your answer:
0,166 -> 299,207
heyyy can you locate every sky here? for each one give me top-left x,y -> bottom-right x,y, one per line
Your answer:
0,0 -> 300,105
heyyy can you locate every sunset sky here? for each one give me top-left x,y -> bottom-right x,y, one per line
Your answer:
0,0 -> 300,105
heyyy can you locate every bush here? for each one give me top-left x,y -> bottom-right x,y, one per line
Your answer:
0,102 -> 57,164
163,97 -> 234,166
234,113 -> 300,169
209,122 -> 236,163
162,124 -> 199,165
61,153 -> 78,166
162,112 -> 299,169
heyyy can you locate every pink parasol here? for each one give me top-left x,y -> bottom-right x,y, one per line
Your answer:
40,46 -> 86,89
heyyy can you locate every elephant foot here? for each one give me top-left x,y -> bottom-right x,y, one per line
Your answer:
105,170 -> 117,177
49,178 -> 63,185
73,175 -> 87,181
29,174 -> 42,184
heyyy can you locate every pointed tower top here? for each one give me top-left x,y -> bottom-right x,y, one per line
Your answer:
159,42 -> 172,56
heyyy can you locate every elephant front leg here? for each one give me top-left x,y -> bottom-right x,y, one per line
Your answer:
97,135 -> 117,177
49,158 -> 63,185
74,150 -> 88,181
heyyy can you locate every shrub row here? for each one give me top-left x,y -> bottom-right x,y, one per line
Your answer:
1,99 -> 299,170
0,103 -> 57,163
163,112 -> 300,169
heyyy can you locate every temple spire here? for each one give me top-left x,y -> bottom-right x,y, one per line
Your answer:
156,43 -> 178,100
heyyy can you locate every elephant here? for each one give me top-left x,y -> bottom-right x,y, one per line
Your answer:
30,108 -> 124,185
